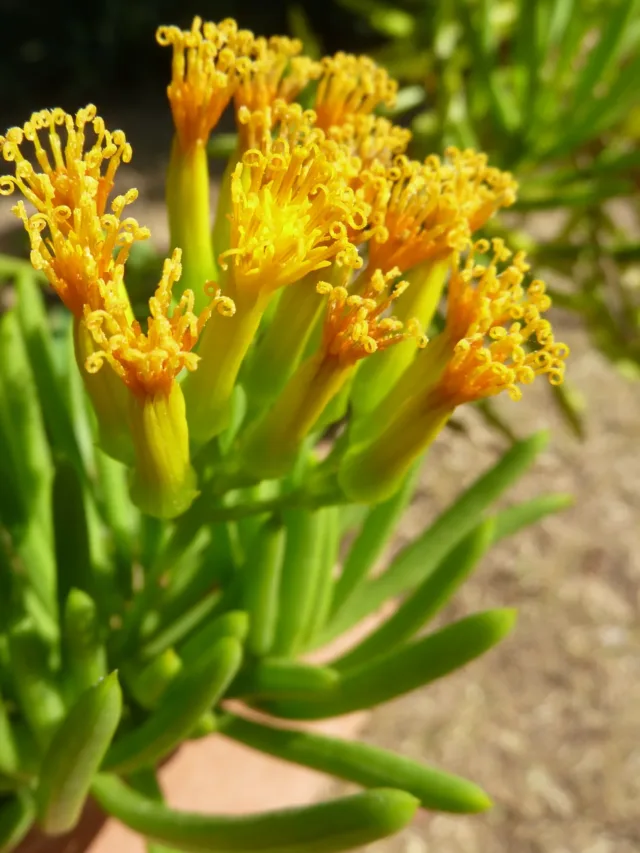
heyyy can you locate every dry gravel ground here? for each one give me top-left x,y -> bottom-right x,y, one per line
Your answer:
1,104 -> 639,851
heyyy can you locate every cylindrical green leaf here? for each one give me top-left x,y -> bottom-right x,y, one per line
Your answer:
140,592 -> 225,662
8,621 -> 65,749
53,460 -> 92,608
0,311 -> 56,620
63,589 -> 107,701
127,650 -> 183,710
92,773 -> 418,853
492,493 -> 573,542
189,711 -> 218,740
302,506 -> 340,646
0,695 -> 19,778
272,509 -> 325,656
15,269 -> 87,478
37,671 -> 122,835
230,660 -> 339,700
0,790 -> 35,853
266,609 -> 516,720
103,637 -> 242,774
329,465 -> 418,618
179,611 -> 249,666
243,517 -> 286,656
221,714 -> 491,813
333,521 -> 495,670
321,433 -> 547,642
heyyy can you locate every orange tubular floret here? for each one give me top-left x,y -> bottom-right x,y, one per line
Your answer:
368,149 -> 518,274
0,105 -> 130,226
156,17 -> 256,151
318,267 -> 425,366
11,188 -> 148,319
83,249 -> 235,398
234,35 -> 321,125
314,52 -> 398,130
432,239 -> 569,406
219,101 -> 368,295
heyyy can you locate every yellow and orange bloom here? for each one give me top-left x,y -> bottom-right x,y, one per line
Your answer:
1,108 -> 145,462
158,17 -> 256,308
84,249 -> 233,518
234,36 -> 321,141
313,52 -> 398,131
351,149 -> 519,420
0,106 -> 236,517
240,266 -> 424,478
0,105 -> 131,224
339,240 -> 569,502
183,100 -> 367,443
157,17 -> 256,154
2,16 -> 568,522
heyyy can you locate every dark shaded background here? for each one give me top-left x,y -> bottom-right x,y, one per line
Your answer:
0,0 -> 379,125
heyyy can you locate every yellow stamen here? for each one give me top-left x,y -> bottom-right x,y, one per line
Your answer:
83,248 -> 234,398
318,267 -> 425,366
314,52 -> 398,130
444,147 -> 518,232
219,101 -> 367,296
156,16 -> 256,152
234,36 -> 321,142
327,114 -> 410,169
10,189 -> 147,319
239,265 -> 420,478
0,105 -> 131,222
339,240 -> 568,503
432,238 -> 568,406
368,150 -> 518,274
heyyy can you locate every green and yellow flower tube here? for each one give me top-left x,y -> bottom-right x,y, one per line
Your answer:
339,239 -> 569,503
239,267 -> 424,479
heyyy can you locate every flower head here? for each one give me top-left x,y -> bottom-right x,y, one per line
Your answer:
234,36 -> 321,139
313,52 -> 398,130
318,267 -> 425,366
156,16 -> 256,152
84,249 -> 234,398
219,101 -> 367,295
0,105 -> 131,222
11,187 -> 147,319
430,239 -> 568,406
327,114 -> 410,170
367,149 -> 518,275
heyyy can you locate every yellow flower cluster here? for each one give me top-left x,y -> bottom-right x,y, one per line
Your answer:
1,15 -> 568,517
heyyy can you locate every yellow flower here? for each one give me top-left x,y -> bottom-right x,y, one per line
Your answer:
234,36 -> 321,145
84,249 -> 234,519
83,249 -> 232,398
313,52 -> 398,130
0,107 -> 142,318
1,107 -> 146,462
326,114 -> 411,170
427,239 -> 567,406
0,105 -> 131,225
339,240 -> 569,502
156,16 -> 256,153
240,266 -> 423,478
367,150 -> 518,276
184,101 -> 369,443
219,101 -> 367,296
